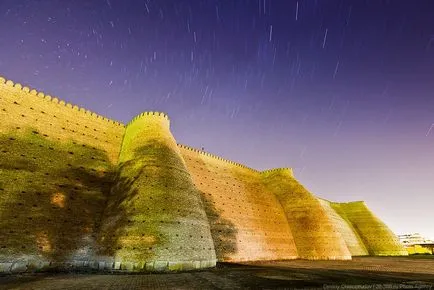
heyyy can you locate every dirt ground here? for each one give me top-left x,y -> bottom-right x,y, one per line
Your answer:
1,256 -> 433,289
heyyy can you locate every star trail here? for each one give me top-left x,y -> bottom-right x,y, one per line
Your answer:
1,0 -> 434,239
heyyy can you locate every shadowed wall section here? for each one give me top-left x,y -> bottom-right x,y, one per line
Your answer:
334,201 -> 408,256
179,145 -> 298,262
261,168 -> 352,260
97,113 -> 216,271
0,77 -> 124,269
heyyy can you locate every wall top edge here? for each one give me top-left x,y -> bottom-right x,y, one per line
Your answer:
0,75 -> 125,127
260,167 -> 294,174
125,111 -> 170,127
338,200 -> 366,205
177,143 -> 259,172
326,199 -> 366,205
316,196 -> 367,206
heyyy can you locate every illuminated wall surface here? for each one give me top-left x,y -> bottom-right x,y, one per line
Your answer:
331,201 -> 408,256
261,169 -> 352,260
0,76 -> 407,273
179,146 -> 298,262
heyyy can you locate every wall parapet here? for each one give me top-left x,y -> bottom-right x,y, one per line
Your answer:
261,167 -> 294,176
125,111 -> 170,128
316,197 -> 367,206
177,143 -> 259,173
0,75 -> 125,127
333,201 -> 366,205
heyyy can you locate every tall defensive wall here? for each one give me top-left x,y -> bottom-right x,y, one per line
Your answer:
331,201 -> 408,256
317,199 -> 368,256
178,145 -> 298,262
0,77 -> 125,272
0,75 -> 406,273
97,112 -> 216,271
261,168 -> 352,260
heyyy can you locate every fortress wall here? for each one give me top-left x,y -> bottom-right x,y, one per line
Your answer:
0,78 -> 124,163
0,77 -> 125,267
317,199 -> 369,256
97,113 -> 216,271
0,75 -> 408,272
179,145 -> 298,262
336,201 -> 408,256
261,169 -> 352,260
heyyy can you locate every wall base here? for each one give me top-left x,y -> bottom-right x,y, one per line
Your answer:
0,258 -> 217,274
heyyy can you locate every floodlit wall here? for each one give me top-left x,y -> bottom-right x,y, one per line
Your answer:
0,77 -> 124,269
336,201 -> 408,256
0,74 -> 408,273
179,145 -> 298,262
261,168 -> 352,260
318,199 -> 368,256
97,113 -> 216,271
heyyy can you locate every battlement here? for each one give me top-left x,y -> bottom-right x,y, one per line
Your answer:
261,168 -> 294,177
125,111 -> 170,128
317,196 -> 368,206
0,76 -> 124,127
177,143 -> 259,172
334,201 -> 366,206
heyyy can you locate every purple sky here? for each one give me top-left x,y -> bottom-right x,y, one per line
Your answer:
1,0 -> 433,240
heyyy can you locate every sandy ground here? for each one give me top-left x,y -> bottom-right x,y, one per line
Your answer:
1,256 -> 433,289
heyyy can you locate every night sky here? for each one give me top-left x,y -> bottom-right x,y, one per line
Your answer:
1,0 -> 433,239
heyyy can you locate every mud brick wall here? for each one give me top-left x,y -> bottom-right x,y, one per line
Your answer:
261,168 -> 352,260
318,199 -> 368,256
0,77 -> 124,267
337,201 -> 408,256
97,113 -> 216,271
0,74 -> 407,273
179,145 -> 298,262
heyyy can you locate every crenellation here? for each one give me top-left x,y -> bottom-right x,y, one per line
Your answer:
125,111 -> 170,128
261,168 -> 294,176
0,76 -> 124,126
176,143 -> 259,172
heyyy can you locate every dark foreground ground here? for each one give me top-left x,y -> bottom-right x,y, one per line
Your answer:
1,257 -> 433,290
